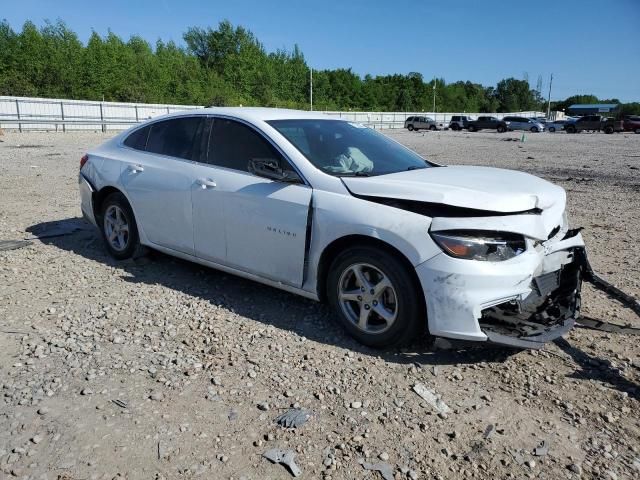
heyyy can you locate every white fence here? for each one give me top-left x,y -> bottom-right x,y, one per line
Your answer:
0,96 -> 203,132
0,95 -> 547,131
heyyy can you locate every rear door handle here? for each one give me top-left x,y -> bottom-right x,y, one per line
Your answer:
196,178 -> 217,189
128,164 -> 144,173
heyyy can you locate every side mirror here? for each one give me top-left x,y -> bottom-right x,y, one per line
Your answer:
249,158 -> 302,184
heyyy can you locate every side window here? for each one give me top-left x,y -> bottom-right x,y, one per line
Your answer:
124,125 -> 150,151
146,117 -> 202,160
208,118 -> 292,174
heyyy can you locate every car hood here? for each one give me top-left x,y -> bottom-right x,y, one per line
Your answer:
342,166 -> 565,213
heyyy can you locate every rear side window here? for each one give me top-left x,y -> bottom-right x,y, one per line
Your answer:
124,126 -> 150,150
146,117 -> 202,160
208,118 -> 283,173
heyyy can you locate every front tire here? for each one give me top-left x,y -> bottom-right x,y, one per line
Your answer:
100,192 -> 141,260
566,125 -> 576,134
548,126 -> 556,133
635,128 -> 640,134
450,124 -> 460,131
327,246 -> 424,348
468,125 -> 477,132
429,125 -> 436,131
604,125 -> 614,134
530,126 -> 538,132
497,125 -> 506,133
407,124 -> 414,131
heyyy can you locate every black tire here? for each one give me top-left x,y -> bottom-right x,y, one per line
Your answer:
468,125 -> 477,132
429,125 -> 436,131
497,125 -> 506,133
548,126 -> 556,133
99,192 -> 141,260
635,128 -> 640,134
451,124 -> 460,131
566,125 -> 576,134
407,124 -> 414,131
327,246 -> 425,348
604,125 -> 614,134
530,126 -> 538,133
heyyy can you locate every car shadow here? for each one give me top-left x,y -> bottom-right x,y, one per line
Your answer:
27,217 -> 520,367
553,337 -> 639,401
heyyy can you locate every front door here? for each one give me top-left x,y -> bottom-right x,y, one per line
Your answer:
192,117 -> 312,287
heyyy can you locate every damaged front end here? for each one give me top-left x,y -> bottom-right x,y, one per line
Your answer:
480,246 -> 583,349
479,227 -> 587,349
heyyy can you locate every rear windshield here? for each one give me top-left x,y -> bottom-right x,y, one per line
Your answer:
268,119 -> 431,177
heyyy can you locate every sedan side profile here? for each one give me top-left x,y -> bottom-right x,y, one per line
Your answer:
80,108 -> 585,349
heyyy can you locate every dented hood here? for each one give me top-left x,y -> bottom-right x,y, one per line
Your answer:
342,166 -> 565,213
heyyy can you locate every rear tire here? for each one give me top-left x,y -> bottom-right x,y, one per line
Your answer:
327,246 -> 425,348
497,125 -> 506,133
407,124 -> 414,131
429,125 -> 436,131
566,125 -> 576,134
468,125 -> 477,132
451,124 -> 460,131
635,128 -> 640,134
100,192 -> 141,260
548,126 -> 556,133
530,126 -> 538,132
604,125 -> 614,134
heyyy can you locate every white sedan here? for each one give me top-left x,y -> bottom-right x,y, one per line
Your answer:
79,108 -> 585,349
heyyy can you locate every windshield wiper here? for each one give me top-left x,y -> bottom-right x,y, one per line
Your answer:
407,165 -> 426,171
338,171 -> 371,177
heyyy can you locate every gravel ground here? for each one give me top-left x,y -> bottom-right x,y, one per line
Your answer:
1,128 -> 639,480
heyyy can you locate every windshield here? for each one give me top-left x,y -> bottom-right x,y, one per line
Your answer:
267,119 -> 430,176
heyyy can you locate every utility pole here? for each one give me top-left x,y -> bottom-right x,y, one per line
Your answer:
546,73 -> 553,119
432,80 -> 436,113
310,68 -> 313,111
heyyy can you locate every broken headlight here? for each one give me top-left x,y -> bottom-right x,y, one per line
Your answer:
430,230 -> 526,261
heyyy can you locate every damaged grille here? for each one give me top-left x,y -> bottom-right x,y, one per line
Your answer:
480,260 -> 581,340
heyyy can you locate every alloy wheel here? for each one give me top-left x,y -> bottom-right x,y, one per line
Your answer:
104,205 -> 130,252
337,263 -> 398,334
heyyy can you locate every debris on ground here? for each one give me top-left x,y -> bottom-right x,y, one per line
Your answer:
275,408 -> 311,428
412,382 -> 450,414
359,460 -> 394,480
25,218 -> 92,240
483,424 -> 496,440
0,239 -> 32,251
534,440 -> 549,457
262,448 -> 302,477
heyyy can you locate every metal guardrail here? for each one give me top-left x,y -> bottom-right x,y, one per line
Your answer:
0,96 -> 549,132
0,117 -> 139,132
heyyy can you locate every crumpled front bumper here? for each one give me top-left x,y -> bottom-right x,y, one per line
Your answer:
416,228 -> 585,349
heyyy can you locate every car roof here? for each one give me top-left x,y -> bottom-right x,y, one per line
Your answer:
151,107 -> 334,123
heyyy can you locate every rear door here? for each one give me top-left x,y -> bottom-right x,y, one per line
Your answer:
120,117 -> 202,255
192,117 -> 312,287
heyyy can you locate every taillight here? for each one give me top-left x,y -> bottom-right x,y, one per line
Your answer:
80,154 -> 89,170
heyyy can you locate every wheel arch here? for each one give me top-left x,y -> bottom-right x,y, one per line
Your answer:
316,234 -> 425,310
92,185 -> 126,221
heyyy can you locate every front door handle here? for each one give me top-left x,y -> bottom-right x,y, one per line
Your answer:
128,164 -> 144,173
196,178 -> 217,189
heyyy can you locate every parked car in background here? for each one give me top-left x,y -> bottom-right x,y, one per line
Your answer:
448,115 -> 473,130
467,116 -> 507,132
405,116 -> 438,131
502,116 -> 545,132
564,115 -> 624,134
623,116 -> 640,133
546,120 -> 567,133
79,107 -> 585,350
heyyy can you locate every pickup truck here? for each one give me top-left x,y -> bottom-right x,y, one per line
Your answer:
466,116 -> 507,133
565,115 -> 624,134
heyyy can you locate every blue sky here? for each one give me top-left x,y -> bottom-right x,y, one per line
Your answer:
3,0 -> 639,101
